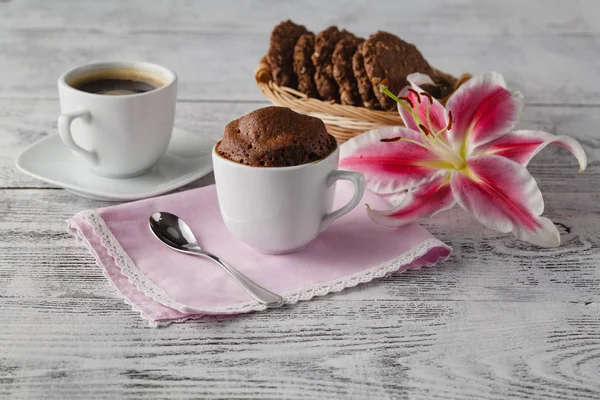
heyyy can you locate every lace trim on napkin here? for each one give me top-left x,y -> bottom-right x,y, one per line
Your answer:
68,210 -> 451,327
69,225 -> 165,326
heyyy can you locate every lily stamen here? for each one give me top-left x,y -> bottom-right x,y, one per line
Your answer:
425,99 -> 433,135
380,136 -> 432,151
407,88 -> 421,103
379,85 -> 416,116
430,111 -> 454,146
379,85 -> 429,138
399,96 -> 414,108
380,85 -> 458,165
380,137 -> 402,142
341,72 -> 587,248
420,92 -> 433,104
423,136 -> 465,169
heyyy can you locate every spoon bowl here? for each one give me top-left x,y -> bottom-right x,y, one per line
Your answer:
148,211 -> 283,306
149,212 -> 201,251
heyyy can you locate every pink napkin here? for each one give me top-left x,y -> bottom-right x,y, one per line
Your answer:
67,183 -> 451,326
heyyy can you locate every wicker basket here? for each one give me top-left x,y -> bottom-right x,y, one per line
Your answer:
255,56 -> 471,143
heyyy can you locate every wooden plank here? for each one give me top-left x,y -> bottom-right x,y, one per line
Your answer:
2,0 -> 599,36
0,5 -> 598,103
1,189 -> 598,304
1,99 -> 597,190
1,1 -> 599,398
1,189 -> 599,399
0,298 -> 599,399
1,184 -> 599,400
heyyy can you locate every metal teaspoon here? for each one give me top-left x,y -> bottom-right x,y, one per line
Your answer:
148,212 -> 284,306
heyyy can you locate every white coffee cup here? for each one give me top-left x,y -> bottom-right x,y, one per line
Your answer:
212,145 -> 366,254
57,61 -> 177,178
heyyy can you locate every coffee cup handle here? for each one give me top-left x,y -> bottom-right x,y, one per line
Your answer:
58,109 -> 99,165
319,170 -> 366,232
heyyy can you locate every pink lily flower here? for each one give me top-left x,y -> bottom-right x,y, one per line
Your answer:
340,72 -> 587,247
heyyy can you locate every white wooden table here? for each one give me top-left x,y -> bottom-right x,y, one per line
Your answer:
1,1 -> 599,399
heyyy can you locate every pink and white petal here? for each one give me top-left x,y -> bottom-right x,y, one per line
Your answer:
340,126 -> 445,194
512,217 -> 560,248
450,155 -> 560,247
446,72 -> 525,153
376,191 -> 410,207
406,73 -> 436,88
367,174 -> 455,226
398,73 -> 448,135
474,130 -> 587,171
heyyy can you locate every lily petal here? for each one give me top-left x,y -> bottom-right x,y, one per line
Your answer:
446,72 -> 525,154
340,126 -> 445,194
398,73 -> 448,136
474,130 -> 587,171
367,174 -> 455,226
450,155 -> 560,247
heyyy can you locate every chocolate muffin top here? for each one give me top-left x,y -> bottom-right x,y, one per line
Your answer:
267,20 -> 310,89
217,106 -> 337,167
362,31 -> 433,110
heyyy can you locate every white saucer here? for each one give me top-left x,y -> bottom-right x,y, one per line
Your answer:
16,128 -> 216,201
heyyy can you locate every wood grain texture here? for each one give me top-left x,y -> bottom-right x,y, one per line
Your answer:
1,1 -> 599,399
2,0 -> 599,35
1,0 -> 600,103
0,189 -> 599,399
0,299 -> 598,400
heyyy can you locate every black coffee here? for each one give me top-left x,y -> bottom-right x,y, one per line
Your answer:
75,78 -> 158,95
68,67 -> 166,96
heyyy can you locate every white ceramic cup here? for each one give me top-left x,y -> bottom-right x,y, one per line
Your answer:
212,145 -> 366,254
57,61 -> 178,178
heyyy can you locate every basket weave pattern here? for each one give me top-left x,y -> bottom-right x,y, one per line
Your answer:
255,56 -> 471,143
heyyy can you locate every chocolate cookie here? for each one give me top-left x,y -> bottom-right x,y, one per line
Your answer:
333,37 -> 364,106
267,20 -> 309,88
293,33 -> 318,98
217,107 -> 337,168
352,42 -> 380,110
362,31 -> 433,110
312,26 -> 357,102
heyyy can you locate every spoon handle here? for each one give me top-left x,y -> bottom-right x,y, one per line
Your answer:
188,250 -> 284,306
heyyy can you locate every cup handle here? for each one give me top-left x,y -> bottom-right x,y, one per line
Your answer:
58,109 -> 98,165
319,170 -> 366,232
